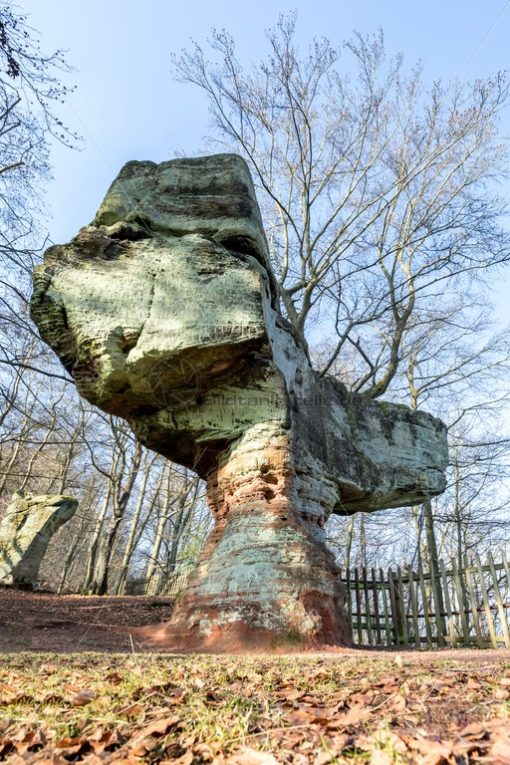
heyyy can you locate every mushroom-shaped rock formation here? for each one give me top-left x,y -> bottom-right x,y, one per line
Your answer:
31,154 -> 448,649
0,492 -> 77,588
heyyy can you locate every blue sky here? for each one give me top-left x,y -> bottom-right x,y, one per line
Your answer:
20,0 -> 510,321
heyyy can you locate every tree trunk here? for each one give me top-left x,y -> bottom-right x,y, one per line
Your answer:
95,515 -> 123,595
343,515 -> 356,571
423,499 -> 445,632
114,454 -> 155,594
145,508 -> 167,594
81,490 -> 110,593
57,515 -> 86,594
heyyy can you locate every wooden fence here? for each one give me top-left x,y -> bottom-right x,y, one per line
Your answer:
341,551 -> 510,648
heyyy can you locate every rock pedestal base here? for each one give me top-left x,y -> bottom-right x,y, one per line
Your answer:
150,501 -> 351,651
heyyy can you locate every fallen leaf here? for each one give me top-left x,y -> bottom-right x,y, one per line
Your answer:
488,732 -> 510,764
326,705 -> 371,729
313,753 -> 334,765
54,735 -> 88,751
284,709 -> 314,726
275,686 -> 303,702
370,750 -> 393,765
350,691 -> 375,705
117,701 -> 144,717
390,693 -> 407,711
105,671 -> 124,684
71,689 -> 97,706
164,751 -> 194,765
13,727 -> 47,753
129,714 -> 181,754
225,747 -> 279,765
409,738 -> 453,765
89,727 -> 123,752
0,739 -> 14,759
459,721 -> 488,739
0,684 -> 17,693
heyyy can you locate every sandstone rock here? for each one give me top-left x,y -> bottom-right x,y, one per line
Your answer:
0,492 -> 77,588
31,154 -> 448,648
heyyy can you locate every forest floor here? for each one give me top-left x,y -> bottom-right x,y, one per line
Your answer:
0,588 -> 175,653
1,589 -> 510,764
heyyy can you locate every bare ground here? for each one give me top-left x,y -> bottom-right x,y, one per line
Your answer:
0,587 -> 175,653
1,587 -> 509,661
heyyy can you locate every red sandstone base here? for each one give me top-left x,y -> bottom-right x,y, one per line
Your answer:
137,499 -> 352,653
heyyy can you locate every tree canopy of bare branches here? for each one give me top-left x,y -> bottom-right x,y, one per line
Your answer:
174,14 -> 510,398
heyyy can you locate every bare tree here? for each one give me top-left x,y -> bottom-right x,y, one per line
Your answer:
174,15 -> 510,397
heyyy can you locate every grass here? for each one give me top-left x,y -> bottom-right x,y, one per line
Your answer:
1,653 -> 510,763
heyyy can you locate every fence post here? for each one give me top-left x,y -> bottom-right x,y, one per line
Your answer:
379,567 -> 392,646
439,559 -> 457,646
475,553 -> 498,649
463,555 -> 484,649
345,566 -> 353,634
361,567 -> 373,645
354,567 -> 363,643
388,567 -> 406,645
397,567 -> 409,646
417,560 -> 433,647
406,564 -> 420,648
371,567 -> 382,645
428,559 -> 446,646
451,558 -> 470,646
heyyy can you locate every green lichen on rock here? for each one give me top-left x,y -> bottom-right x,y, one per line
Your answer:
0,492 -> 77,588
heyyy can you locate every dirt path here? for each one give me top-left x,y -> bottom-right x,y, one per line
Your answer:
0,587 -> 175,652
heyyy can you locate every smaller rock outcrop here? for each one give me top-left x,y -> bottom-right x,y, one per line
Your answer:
0,492 -> 77,588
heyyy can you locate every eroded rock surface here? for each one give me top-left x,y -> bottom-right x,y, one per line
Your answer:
31,154 -> 448,648
0,492 -> 77,588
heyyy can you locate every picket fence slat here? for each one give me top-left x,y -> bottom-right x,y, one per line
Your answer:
406,564 -> 420,647
371,568 -> 382,645
379,567 -> 392,645
362,567 -> 373,644
417,560 -> 433,647
463,555 -> 484,649
475,553 -> 499,649
451,558 -> 469,645
397,567 -> 409,645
